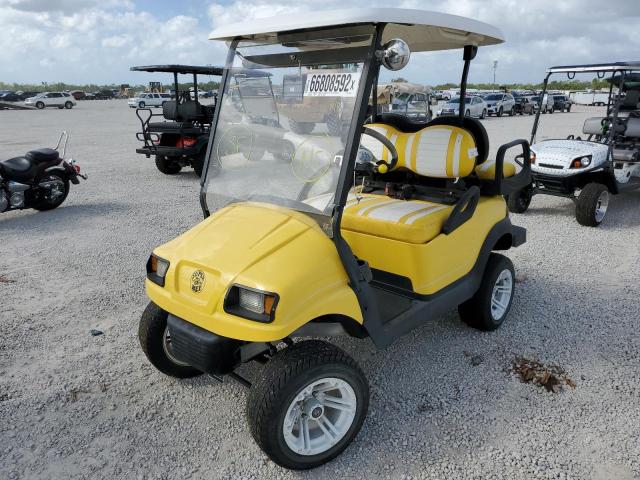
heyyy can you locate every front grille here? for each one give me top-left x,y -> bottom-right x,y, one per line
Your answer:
539,163 -> 563,169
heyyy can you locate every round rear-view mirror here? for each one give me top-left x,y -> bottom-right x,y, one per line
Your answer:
381,39 -> 411,71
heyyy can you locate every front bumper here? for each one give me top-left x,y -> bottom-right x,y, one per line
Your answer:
167,314 -> 244,375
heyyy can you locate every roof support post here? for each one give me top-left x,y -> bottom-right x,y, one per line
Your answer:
458,45 -> 477,122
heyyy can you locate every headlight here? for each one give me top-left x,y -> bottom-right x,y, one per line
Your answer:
224,285 -> 278,323
147,254 -> 170,286
571,155 -> 592,168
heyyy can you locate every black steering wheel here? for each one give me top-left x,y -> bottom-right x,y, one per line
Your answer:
361,127 -> 399,173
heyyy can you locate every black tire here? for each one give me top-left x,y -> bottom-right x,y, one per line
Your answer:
480,109 -> 486,119
32,174 -> 69,211
566,105 -> 571,112
576,182 -> 609,227
57,105 -> 64,109
507,185 -> 533,214
497,107 -> 503,117
289,119 -> 315,135
155,155 -> 182,175
465,109 -> 470,117
549,106 -> 554,114
508,107 -> 514,116
36,101 -> 45,109
65,101 -> 73,109
247,340 -> 369,470
138,302 -> 202,378
326,114 -> 346,137
139,101 -> 145,108
458,253 -> 515,331
192,149 -> 206,177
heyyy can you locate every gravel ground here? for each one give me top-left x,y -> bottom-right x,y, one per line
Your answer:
1,101 -> 639,480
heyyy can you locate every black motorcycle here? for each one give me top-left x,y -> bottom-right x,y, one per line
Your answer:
0,132 -> 86,213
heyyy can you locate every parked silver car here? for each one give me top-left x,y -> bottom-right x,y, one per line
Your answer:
438,95 -> 487,119
530,93 -> 555,114
483,92 -> 515,116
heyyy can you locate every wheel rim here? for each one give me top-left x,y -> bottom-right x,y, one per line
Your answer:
282,377 -> 357,456
595,190 -> 609,222
162,326 -> 189,366
490,269 -> 513,321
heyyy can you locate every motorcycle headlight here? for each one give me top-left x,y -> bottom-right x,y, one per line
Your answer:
147,254 -> 170,286
224,285 -> 278,323
571,155 -> 592,168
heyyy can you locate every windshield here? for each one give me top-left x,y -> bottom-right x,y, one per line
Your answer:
203,29 -> 374,234
485,94 -> 503,101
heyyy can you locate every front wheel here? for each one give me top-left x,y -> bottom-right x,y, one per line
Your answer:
247,340 -> 369,470
508,107 -> 514,116
465,109 -> 470,117
155,155 -> 182,175
138,302 -> 202,378
192,149 -> 206,177
458,253 -> 515,331
576,183 -> 609,227
507,185 -> 533,213
138,101 -> 145,108
65,101 -> 73,109
36,101 -> 45,109
497,107 -> 503,117
480,109 -> 487,119
566,105 -> 571,112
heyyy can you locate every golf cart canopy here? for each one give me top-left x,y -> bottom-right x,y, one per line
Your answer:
208,8 -> 504,52
546,62 -> 640,74
130,65 -> 224,75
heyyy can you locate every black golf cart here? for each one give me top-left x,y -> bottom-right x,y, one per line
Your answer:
130,65 -> 223,176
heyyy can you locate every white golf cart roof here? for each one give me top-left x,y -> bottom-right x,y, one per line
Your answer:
209,8 -> 504,52
547,62 -> 640,74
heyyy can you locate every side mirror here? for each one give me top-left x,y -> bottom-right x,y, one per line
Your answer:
381,39 -> 410,71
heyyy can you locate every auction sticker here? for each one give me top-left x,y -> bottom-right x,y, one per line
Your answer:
304,72 -> 361,97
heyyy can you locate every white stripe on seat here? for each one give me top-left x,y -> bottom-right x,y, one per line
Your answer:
354,198 -> 394,216
415,129 -> 451,177
404,205 -> 448,225
365,201 -> 432,222
452,133 -> 462,176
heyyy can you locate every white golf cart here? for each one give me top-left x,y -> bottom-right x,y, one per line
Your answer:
508,62 -> 640,226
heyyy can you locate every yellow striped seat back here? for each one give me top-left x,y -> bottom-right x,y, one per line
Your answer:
362,123 -> 479,178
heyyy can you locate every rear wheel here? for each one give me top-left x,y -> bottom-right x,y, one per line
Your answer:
289,119 -> 315,135
480,109 -> 487,119
327,114 -> 347,137
566,105 -> 572,112
247,340 -> 369,470
576,183 -> 609,227
508,107 -> 514,116
155,155 -> 182,175
138,302 -> 202,378
65,101 -> 73,109
458,253 -> 515,331
33,174 -> 69,211
507,185 -> 534,213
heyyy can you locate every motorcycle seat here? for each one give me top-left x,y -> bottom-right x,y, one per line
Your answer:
25,148 -> 59,164
0,157 -> 32,176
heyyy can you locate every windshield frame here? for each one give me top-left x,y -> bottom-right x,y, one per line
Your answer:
199,27 -> 380,238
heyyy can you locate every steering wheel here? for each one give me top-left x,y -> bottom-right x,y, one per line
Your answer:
361,127 -> 399,173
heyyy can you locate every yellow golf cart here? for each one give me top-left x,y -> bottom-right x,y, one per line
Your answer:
138,8 -> 532,470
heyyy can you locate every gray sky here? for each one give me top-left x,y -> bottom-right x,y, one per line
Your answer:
1,0 -> 638,86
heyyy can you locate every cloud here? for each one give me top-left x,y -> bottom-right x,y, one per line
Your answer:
0,0 -> 638,85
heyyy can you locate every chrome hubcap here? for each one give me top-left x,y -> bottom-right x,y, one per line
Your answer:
491,269 -> 513,321
283,377 -> 357,456
595,191 -> 609,222
162,326 -> 189,366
